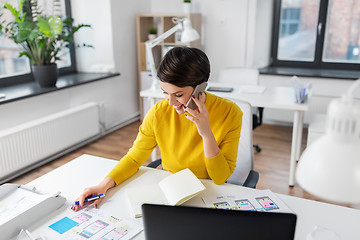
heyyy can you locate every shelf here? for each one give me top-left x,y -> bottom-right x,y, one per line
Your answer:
136,13 -> 202,119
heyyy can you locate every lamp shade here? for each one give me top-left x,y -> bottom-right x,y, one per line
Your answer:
146,17 -> 200,90
181,18 -> 200,43
296,80 -> 360,204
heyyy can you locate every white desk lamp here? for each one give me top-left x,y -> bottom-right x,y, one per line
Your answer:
296,79 -> 360,204
145,18 -> 200,90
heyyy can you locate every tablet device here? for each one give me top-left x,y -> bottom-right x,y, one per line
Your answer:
207,86 -> 234,92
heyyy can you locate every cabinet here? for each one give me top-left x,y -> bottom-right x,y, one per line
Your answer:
136,13 -> 202,119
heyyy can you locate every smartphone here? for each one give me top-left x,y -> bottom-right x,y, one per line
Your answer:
186,82 -> 208,110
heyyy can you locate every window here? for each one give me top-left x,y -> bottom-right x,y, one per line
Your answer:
271,0 -> 360,70
0,0 -> 76,84
280,8 -> 301,38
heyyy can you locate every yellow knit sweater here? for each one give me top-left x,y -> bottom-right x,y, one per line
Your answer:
106,92 -> 242,185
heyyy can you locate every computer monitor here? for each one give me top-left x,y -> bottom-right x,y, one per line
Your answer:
142,204 -> 297,240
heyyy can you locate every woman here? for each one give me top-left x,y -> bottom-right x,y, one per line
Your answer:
72,47 -> 242,211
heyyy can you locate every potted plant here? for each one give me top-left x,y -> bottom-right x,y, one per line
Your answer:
148,27 -> 157,41
183,0 -> 191,13
0,0 -> 91,87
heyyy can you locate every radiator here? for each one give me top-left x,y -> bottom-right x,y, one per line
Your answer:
0,102 -> 100,179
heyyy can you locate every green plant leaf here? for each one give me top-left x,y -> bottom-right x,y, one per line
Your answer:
18,0 -> 25,16
37,16 -> 52,37
28,28 -> 40,41
38,16 -> 63,38
49,16 -> 63,36
16,21 -> 33,42
62,17 -> 73,26
4,3 -> 21,20
38,38 -> 45,48
19,51 -> 30,59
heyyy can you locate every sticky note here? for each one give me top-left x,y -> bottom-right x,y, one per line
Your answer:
49,217 -> 78,234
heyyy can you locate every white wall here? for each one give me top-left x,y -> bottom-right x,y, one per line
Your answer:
109,0 -> 151,119
151,0 -> 249,81
70,0 -> 152,126
250,0 -> 273,68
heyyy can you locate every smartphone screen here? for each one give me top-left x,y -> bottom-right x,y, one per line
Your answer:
186,82 -> 208,110
234,199 -> 256,211
79,220 -> 109,238
213,201 -> 231,210
255,196 -> 279,211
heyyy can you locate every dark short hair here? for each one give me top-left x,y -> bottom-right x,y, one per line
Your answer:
157,47 -> 210,88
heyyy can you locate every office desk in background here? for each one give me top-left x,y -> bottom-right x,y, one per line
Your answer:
140,82 -> 310,186
27,155 -> 360,240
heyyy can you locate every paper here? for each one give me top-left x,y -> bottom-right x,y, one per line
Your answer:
125,168 -> 206,218
35,205 -> 142,240
237,85 -> 266,94
289,76 -> 311,103
202,189 -> 293,213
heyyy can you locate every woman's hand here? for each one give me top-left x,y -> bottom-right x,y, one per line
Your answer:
184,93 -> 212,138
185,93 -> 220,158
71,177 -> 115,212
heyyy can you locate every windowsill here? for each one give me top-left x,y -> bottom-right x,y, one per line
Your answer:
0,72 -> 120,105
259,66 -> 360,80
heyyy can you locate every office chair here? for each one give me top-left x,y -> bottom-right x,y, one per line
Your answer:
147,100 -> 259,188
218,67 -> 263,153
226,99 -> 259,188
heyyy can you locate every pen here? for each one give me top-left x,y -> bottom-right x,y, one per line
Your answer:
75,194 -> 105,205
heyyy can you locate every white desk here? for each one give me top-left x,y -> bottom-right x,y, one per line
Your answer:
140,82 -> 310,186
28,155 -> 360,240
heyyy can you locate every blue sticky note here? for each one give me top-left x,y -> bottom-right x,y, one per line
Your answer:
49,217 -> 78,234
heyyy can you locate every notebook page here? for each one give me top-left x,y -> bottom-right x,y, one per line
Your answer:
159,169 -> 205,206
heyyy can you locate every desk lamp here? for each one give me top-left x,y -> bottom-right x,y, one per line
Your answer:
296,79 -> 360,204
145,18 -> 200,90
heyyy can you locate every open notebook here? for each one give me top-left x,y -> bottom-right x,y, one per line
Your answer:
125,168 -> 206,218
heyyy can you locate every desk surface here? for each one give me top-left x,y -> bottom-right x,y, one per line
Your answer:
28,155 -> 360,240
140,82 -> 309,111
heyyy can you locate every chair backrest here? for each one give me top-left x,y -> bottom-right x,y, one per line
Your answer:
218,67 -> 259,85
227,99 -> 255,185
219,67 -> 262,129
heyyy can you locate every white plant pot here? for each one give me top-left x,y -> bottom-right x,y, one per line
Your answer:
148,34 -> 157,41
183,3 -> 191,14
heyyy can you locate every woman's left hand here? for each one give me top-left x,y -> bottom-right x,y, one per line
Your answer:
184,93 -> 212,137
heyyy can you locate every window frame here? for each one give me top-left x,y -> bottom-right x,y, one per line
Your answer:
0,0 -> 77,87
271,0 -> 360,71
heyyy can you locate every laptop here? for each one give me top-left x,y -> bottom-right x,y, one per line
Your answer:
142,204 -> 297,240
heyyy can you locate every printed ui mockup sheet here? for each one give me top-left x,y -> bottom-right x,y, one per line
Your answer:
202,189 -> 293,213
33,205 -> 143,240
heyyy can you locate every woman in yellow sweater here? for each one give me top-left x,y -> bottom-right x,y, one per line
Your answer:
72,47 -> 242,211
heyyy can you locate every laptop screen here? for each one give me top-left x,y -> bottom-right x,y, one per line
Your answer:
142,204 -> 297,240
